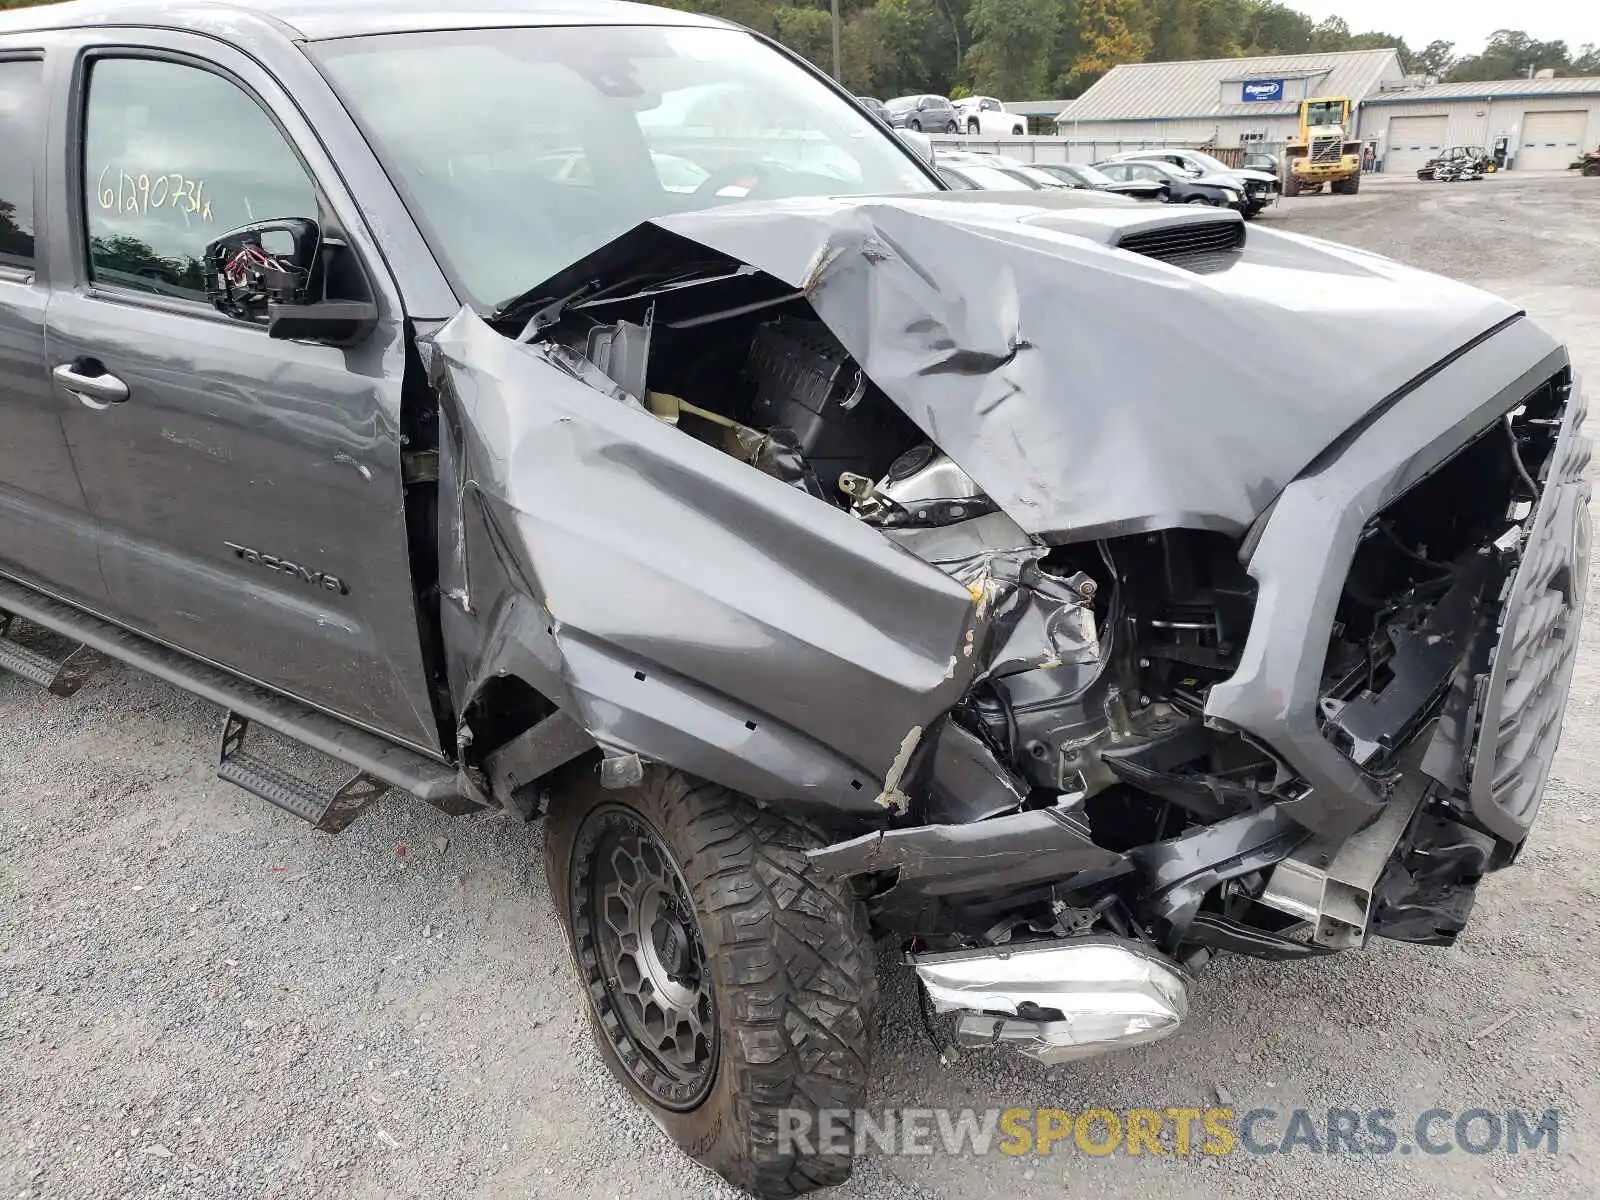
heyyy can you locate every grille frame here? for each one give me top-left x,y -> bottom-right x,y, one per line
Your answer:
1467,378 -> 1592,841
1311,136 -> 1342,165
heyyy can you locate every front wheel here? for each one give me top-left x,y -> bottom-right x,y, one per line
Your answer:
907,118 -> 922,132
945,120 -> 959,133
547,768 -> 876,1198
967,119 -> 980,135
1185,195 -> 1214,205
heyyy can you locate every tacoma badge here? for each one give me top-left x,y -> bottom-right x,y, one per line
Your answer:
223,541 -> 349,594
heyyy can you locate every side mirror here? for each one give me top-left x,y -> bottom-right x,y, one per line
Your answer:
897,128 -> 934,165
203,217 -> 376,347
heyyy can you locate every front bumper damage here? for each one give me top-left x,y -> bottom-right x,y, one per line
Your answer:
421,192 -> 1589,1067
816,349 -> 1589,1056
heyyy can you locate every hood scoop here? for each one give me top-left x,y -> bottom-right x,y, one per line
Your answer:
1115,211 -> 1246,270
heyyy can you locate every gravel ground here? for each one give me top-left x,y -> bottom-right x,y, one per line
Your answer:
4,171 -> 1600,1200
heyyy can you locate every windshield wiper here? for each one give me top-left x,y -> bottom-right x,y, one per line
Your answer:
497,262 -> 753,343
494,278 -> 602,343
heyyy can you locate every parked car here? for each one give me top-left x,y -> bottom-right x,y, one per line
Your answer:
1,2 -> 1590,1198
952,95 -> 1026,136
1102,147 -> 1279,216
884,93 -> 959,133
1096,157 -> 1243,207
855,95 -> 889,122
937,153 -> 1071,192
1031,161 -> 1167,201
992,163 -> 1076,189
933,161 -> 1038,190
933,152 -> 1077,193
1242,151 -> 1280,174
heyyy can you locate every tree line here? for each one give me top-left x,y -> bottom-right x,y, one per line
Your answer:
651,0 -> 1600,103
3,0 -> 1597,103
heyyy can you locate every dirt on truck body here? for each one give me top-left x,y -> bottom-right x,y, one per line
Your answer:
0,1 -> 1590,1196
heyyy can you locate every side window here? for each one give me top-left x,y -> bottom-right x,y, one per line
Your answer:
0,58 -> 43,269
82,57 -> 316,302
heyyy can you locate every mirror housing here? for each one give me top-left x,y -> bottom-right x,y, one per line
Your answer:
897,128 -> 934,165
267,298 -> 378,346
204,217 -> 319,315
203,218 -> 376,347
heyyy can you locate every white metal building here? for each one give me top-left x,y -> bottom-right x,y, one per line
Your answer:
1359,77 -> 1600,173
1053,49 -> 1406,147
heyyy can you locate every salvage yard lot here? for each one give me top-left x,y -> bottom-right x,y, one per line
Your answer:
3,171 -> 1599,1200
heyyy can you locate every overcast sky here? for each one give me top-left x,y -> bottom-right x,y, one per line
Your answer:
1294,1 -> 1600,57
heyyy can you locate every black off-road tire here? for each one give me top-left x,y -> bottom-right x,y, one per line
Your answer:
1331,174 -> 1360,195
546,768 -> 875,1198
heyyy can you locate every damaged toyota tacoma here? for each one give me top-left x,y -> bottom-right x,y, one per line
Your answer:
0,1 -> 1590,1196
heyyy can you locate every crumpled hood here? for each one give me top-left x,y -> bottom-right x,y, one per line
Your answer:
538,192 -> 1522,541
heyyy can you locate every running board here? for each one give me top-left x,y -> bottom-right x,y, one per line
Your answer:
0,573 -> 467,812
0,611 -> 95,696
218,712 -> 388,832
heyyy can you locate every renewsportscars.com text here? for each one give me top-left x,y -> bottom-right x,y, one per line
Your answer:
777,1106 -> 1562,1158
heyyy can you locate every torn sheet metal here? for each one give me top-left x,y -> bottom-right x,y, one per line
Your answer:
526,195 -> 1519,541
426,308 -> 989,809
808,801 -> 1123,896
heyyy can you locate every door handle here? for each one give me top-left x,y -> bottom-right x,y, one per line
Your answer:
53,361 -> 129,409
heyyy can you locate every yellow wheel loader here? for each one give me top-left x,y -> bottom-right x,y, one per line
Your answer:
1282,97 -> 1363,196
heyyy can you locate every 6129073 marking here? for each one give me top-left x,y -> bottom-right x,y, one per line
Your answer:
95,163 -> 213,222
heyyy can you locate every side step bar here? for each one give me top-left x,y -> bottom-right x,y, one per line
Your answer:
219,712 -> 389,833
0,611 -> 96,696
0,573 -> 467,816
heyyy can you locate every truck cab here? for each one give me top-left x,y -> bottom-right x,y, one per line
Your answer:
953,96 -> 1026,136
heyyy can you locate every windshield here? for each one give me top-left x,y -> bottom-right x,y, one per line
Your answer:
1067,163 -> 1114,186
1180,150 -> 1234,174
1000,166 -> 1067,189
950,164 -> 1036,190
1120,160 -> 1179,180
312,26 -> 937,309
1304,101 -> 1346,127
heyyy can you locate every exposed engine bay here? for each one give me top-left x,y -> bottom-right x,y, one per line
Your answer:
495,249 -> 1561,931
439,193 -> 1588,1068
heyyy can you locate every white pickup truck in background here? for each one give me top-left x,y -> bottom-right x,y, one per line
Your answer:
953,96 -> 1027,135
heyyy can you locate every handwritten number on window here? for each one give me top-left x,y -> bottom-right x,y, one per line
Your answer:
96,163 -> 214,221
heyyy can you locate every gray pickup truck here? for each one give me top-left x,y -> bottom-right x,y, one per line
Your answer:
0,0 -> 1590,1195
